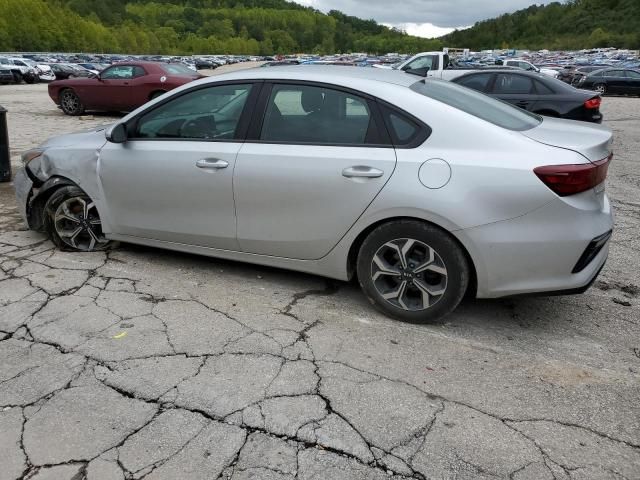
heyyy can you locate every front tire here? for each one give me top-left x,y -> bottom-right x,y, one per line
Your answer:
60,89 -> 85,116
357,220 -> 469,323
44,186 -> 111,252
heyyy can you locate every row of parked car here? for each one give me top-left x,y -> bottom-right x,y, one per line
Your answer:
0,53 -> 267,85
0,56 -> 113,84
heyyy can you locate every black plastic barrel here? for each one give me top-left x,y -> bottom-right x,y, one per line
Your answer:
0,105 -> 10,182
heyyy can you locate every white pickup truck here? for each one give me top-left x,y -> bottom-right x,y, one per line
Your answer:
374,51 -> 558,80
373,51 -> 495,81
499,59 -> 559,78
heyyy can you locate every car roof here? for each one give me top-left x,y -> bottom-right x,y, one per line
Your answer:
453,69 -> 551,80
208,65 -> 419,88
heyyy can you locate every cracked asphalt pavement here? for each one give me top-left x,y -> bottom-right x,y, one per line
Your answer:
1,75 -> 639,479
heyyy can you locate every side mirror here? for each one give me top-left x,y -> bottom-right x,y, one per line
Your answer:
404,67 -> 430,77
106,123 -> 127,144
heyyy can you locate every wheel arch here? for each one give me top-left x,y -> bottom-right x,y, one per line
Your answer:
346,216 -> 478,298
149,89 -> 167,100
28,176 -> 81,231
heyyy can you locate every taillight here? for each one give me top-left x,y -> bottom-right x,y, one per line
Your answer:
534,154 -> 612,196
584,97 -> 601,109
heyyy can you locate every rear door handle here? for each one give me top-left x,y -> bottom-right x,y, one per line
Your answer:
342,166 -> 384,178
196,158 -> 229,169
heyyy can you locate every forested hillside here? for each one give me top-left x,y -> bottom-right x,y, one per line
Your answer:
0,0 -> 442,54
443,0 -> 640,50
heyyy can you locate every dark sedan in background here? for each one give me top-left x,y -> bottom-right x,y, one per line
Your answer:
453,70 -> 603,123
47,63 -> 95,81
576,68 -> 640,96
48,61 -> 203,115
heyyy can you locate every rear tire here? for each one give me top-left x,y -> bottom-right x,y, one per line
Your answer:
594,83 -> 607,95
356,220 -> 469,323
44,186 -> 111,252
60,89 -> 85,116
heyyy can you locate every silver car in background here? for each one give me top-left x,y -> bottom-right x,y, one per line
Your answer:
14,66 -> 614,322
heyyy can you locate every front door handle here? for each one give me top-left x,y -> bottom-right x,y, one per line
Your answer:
342,166 -> 384,178
196,158 -> 229,169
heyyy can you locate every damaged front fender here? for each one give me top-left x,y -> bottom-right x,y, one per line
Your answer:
15,170 -> 79,231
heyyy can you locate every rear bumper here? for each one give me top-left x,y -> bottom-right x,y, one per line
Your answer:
458,190 -> 614,298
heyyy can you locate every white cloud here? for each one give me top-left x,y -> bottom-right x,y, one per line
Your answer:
290,0 -> 558,29
385,22 -> 470,39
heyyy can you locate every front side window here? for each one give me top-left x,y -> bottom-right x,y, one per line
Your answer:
101,66 -> 135,79
605,70 -> 624,77
403,55 -> 438,72
493,74 -> 534,94
135,83 -> 252,140
260,84 -> 379,145
411,79 -> 541,131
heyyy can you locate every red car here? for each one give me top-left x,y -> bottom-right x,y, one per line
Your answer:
48,61 -> 203,115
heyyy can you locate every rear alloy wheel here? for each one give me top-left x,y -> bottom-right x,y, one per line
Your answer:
594,83 -> 607,95
60,89 -> 85,115
357,220 -> 469,323
45,186 -> 110,252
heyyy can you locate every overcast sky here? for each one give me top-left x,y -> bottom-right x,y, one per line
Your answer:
294,0 -> 558,38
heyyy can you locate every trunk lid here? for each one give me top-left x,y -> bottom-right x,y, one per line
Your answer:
522,117 -> 612,162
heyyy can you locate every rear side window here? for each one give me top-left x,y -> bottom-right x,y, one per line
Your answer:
455,73 -> 493,92
260,84 -> 383,145
133,66 -> 146,78
534,80 -> 554,95
379,104 -> 430,148
161,64 -> 195,75
625,70 -> 640,79
411,79 -> 541,131
493,74 -> 534,94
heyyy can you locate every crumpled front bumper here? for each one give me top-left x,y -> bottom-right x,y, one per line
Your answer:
13,167 -> 33,228
38,73 -> 56,82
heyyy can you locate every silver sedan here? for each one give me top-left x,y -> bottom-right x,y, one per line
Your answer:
14,66 -> 614,322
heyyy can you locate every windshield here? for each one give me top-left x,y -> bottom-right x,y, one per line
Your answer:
160,63 -> 195,75
410,79 -> 542,131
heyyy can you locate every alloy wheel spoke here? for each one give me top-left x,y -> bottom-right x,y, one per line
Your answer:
55,202 -> 81,224
399,238 -> 416,269
382,280 -> 409,310
384,241 -> 407,269
413,246 -> 436,274
413,278 -> 446,297
372,254 -> 401,281
58,226 -> 83,239
412,278 -> 431,309
88,227 -> 109,245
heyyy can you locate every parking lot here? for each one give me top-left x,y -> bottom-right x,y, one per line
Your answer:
0,66 -> 639,479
